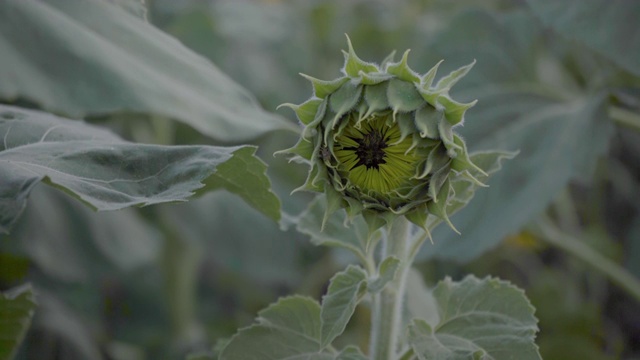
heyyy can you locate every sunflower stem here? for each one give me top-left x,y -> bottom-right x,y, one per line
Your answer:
370,217 -> 412,360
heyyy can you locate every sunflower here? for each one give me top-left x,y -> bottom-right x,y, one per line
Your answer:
278,36 -> 485,232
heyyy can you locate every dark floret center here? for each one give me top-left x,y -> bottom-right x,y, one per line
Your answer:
347,130 -> 388,170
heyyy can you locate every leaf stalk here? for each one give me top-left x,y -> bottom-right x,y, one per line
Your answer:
536,216 -> 640,303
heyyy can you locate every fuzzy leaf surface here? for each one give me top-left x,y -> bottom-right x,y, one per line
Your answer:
220,296 -> 335,360
0,0 -> 294,142
204,146 -> 281,222
368,256 -> 400,294
526,0 -> 640,76
105,0 -> 147,20
320,265 -> 367,347
335,346 -> 368,360
0,105 -> 279,234
0,284 -> 36,360
408,276 -> 540,360
416,9 -> 614,262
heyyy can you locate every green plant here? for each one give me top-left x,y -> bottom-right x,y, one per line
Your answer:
2,1 -> 640,359
217,37 -> 538,360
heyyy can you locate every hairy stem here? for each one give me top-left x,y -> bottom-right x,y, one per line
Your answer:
159,213 -> 205,346
370,217 -> 411,360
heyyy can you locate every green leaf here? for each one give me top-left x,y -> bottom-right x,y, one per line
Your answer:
204,146 -> 281,222
320,265 -> 367,347
408,276 -> 541,360
24,292 -> 103,359
219,292 -> 368,359
526,0 -> 640,76
105,0 -> 147,20
220,296 -> 335,360
405,269 -> 440,329
413,9 -> 540,92
335,346 -> 368,360
412,9 -> 614,262
0,0 -> 294,142
297,196 -> 369,259
0,284 -> 36,360
0,105 -> 279,234
426,91 -> 612,262
368,256 -> 400,294
423,150 -> 515,234
2,185 -> 161,282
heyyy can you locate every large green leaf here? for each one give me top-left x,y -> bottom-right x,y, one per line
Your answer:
526,0 -> 640,77
0,104 -> 279,234
407,275 -> 540,360
220,294 -> 369,360
320,265 -> 367,348
0,284 -> 36,360
107,0 -> 147,20
404,269 -> 440,329
426,91 -> 612,261
219,296 -> 334,360
0,0 -> 295,142
20,291 -> 104,360
204,146 -> 281,222
413,9 -> 615,262
2,186 -> 161,282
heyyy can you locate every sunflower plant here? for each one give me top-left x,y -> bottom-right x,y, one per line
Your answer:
217,36 -> 541,360
215,37 -> 540,360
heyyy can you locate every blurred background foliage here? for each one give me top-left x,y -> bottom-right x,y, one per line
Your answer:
1,0 -> 640,359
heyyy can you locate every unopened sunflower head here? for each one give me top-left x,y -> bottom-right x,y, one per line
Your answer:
278,36 -> 486,234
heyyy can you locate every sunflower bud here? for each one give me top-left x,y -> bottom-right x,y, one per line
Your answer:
279,36 -> 485,234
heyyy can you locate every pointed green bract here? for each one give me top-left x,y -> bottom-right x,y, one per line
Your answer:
434,59 -> 477,92
343,36 -> 379,77
386,50 -> 421,83
278,36 -> 494,235
387,78 -> 425,113
300,74 -> 349,99
438,96 -> 477,126
279,98 -> 324,125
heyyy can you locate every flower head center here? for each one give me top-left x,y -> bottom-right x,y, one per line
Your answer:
333,113 -> 420,196
352,130 -> 388,170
